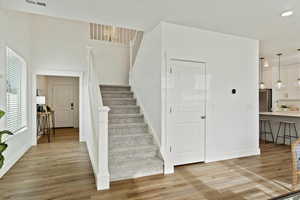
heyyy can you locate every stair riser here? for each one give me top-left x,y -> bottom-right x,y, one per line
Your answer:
109,136 -> 153,148
109,126 -> 148,135
109,150 -> 157,163
110,169 -> 163,182
101,84 -> 163,182
109,116 -> 144,124
103,99 -> 136,106
100,87 -> 130,92
109,107 -> 140,114
102,93 -> 134,98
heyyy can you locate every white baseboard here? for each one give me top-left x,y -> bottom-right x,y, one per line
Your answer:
164,161 -> 174,174
205,147 -> 261,163
96,174 -> 110,190
0,143 -> 31,178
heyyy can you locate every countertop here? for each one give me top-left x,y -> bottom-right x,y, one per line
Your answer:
260,112 -> 300,118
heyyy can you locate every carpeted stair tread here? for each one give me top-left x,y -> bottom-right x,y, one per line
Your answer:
100,84 -> 163,182
109,123 -> 147,128
109,113 -> 143,117
102,91 -> 133,94
109,157 -> 163,181
109,144 -> 157,154
109,133 -> 153,148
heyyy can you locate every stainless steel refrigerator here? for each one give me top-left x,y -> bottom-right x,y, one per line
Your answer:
259,89 -> 272,112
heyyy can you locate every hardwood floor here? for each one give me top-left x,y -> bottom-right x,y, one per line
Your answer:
38,128 -> 80,144
0,133 -> 295,200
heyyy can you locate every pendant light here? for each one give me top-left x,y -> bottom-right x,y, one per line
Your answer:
275,53 -> 284,90
259,57 -> 265,89
297,49 -> 300,87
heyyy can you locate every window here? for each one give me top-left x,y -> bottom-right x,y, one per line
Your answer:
6,47 -> 27,133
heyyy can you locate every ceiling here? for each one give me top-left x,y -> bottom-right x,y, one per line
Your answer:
1,0 -> 300,61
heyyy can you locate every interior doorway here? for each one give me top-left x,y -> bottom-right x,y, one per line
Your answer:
35,75 -> 80,144
32,71 -> 83,145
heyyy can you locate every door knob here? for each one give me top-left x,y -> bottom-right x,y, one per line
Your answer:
201,116 -> 206,119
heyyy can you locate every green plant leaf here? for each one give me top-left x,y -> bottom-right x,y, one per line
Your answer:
0,110 -> 5,120
0,110 -> 9,169
0,131 -> 13,143
0,143 -> 7,154
0,154 -> 4,169
0,130 -> 13,136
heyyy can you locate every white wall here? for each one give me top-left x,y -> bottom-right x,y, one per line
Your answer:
89,41 -> 130,85
161,22 -> 260,162
0,9 -> 33,177
131,24 -> 162,147
31,15 -> 89,72
31,15 -> 130,85
133,22 -> 259,168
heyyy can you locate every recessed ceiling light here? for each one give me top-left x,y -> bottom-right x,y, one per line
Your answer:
281,10 -> 294,17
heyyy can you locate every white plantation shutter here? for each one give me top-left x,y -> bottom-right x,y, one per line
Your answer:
6,48 -> 27,133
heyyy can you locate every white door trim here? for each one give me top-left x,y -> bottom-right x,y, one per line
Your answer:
32,70 -> 84,145
164,54 -> 207,174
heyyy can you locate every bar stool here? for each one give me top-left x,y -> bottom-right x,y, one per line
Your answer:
260,119 -> 274,143
275,121 -> 299,145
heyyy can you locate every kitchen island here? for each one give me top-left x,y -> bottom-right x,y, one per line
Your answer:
259,112 -> 300,145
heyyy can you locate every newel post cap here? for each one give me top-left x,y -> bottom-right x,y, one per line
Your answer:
99,106 -> 110,112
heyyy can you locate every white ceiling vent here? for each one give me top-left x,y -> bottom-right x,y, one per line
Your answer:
25,0 -> 47,7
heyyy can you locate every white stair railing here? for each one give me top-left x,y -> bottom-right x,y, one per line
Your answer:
87,46 -> 110,190
90,23 -> 137,45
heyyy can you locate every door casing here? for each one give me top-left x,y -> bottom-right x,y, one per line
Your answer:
32,70 -> 84,145
165,57 -> 207,173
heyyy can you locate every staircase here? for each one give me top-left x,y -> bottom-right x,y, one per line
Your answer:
100,85 -> 164,181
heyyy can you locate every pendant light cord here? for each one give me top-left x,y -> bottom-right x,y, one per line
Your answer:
279,55 -> 281,80
277,53 -> 282,81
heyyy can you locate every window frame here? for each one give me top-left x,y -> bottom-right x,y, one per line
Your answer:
5,46 -> 27,134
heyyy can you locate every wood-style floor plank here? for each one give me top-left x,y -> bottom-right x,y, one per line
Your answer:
0,130 -> 295,200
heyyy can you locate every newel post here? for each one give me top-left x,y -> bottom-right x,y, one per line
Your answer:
97,106 -> 110,190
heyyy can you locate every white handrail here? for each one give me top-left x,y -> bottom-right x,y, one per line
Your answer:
87,46 -> 110,190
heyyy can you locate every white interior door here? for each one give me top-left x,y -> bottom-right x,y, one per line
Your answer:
52,84 -> 74,128
168,59 -> 206,166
